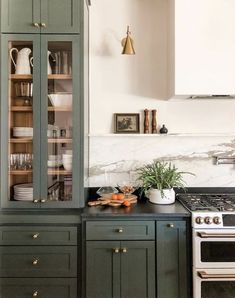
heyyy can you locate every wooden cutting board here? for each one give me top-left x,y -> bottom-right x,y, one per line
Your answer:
88,194 -> 137,207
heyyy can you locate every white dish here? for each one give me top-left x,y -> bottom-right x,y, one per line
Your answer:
48,160 -> 62,168
48,93 -> 72,107
48,155 -> 62,161
63,163 -> 72,171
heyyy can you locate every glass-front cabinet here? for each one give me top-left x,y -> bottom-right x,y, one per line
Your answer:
1,34 -> 82,208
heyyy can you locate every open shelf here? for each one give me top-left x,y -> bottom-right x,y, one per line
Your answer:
88,133 -> 235,137
48,138 -> 72,143
48,74 -> 72,80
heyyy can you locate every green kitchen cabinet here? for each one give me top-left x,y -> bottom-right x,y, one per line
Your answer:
0,278 -> 77,298
0,33 -> 84,208
1,0 -> 80,34
156,220 -> 188,298
86,240 -> 155,298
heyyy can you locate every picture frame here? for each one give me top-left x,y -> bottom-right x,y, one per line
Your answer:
114,113 -> 140,134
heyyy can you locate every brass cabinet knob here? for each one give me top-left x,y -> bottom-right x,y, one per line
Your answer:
32,259 -> 39,265
32,233 -> 39,239
168,223 -> 174,228
40,23 -> 47,28
118,228 -> 123,233
40,199 -> 46,203
121,248 -> 127,253
32,291 -> 38,297
33,22 -> 40,28
33,199 -> 39,203
113,248 -> 120,253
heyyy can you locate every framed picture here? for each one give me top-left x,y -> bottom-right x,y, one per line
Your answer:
114,113 -> 140,133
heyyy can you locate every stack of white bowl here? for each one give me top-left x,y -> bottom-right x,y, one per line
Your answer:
48,155 -> 62,168
62,152 -> 72,171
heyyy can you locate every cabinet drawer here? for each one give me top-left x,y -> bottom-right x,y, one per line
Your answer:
86,221 -> 155,240
0,278 -> 77,298
0,246 -> 77,277
0,226 -> 77,245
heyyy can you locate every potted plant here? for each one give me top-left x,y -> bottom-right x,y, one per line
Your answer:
137,161 -> 193,204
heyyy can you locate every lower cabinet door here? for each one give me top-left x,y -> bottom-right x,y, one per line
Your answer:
120,241 -> 155,298
86,241 -> 121,298
86,240 -> 155,298
0,246 -> 77,277
156,220 -> 188,298
0,278 -> 77,298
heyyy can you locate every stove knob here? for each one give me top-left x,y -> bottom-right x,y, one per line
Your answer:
195,217 -> 204,224
213,216 -> 222,225
204,217 -> 213,225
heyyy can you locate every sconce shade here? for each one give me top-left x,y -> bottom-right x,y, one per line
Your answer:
122,26 -> 135,55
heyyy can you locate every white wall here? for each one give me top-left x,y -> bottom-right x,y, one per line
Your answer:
88,0 -> 235,186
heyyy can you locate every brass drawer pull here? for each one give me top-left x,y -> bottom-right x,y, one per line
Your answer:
113,248 -> 120,253
168,223 -> 174,228
32,291 -> 38,297
33,199 -> 39,203
40,199 -> 46,203
40,23 -> 47,28
33,22 -> 40,28
32,259 -> 39,265
32,233 -> 40,239
121,248 -> 127,253
118,228 -> 123,233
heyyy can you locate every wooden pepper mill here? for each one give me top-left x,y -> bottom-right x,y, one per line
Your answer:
152,109 -> 157,133
144,109 -> 150,133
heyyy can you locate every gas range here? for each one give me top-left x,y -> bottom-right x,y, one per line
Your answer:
177,193 -> 235,229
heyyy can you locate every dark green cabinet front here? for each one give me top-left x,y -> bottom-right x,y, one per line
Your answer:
86,240 -> 155,298
156,220 -> 188,298
0,277 -> 77,298
1,0 -> 80,33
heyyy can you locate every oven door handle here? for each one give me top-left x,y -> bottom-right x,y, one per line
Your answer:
197,232 -> 235,238
198,271 -> 235,279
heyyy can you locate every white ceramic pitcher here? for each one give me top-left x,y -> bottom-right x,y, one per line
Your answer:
29,51 -> 52,75
10,48 -> 33,75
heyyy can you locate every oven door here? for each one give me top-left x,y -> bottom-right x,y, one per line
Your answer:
194,229 -> 235,268
194,269 -> 235,298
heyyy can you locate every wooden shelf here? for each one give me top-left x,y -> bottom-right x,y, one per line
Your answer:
48,138 -> 72,143
11,106 -> 71,112
48,74 -> 72,80
48,107 -> 72,112
10,74 -> 32,80
9,170 -> 32,175
48,169 -> 72,175
10,138 -> 33,143
11,106 -> 32,112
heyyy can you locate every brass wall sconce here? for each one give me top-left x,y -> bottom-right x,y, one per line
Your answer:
121,26 -> 135,55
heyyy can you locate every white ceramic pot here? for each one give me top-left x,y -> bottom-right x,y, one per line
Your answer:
148,188 -> 175,205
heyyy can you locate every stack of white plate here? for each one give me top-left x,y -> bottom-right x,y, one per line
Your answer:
14,183 -> 33,201
48,155 -> 62,168
62,154 -> 72,171
13,127 -> 33,138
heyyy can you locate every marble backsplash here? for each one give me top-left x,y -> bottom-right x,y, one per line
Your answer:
88,135 -> 235,187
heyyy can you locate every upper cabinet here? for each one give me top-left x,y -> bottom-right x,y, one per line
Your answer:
1,0 -> 80,34
166,0 -> 235,98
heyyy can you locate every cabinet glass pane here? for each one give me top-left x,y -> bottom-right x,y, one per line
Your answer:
47,41 -> 73,202
8,41 -> 34,202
